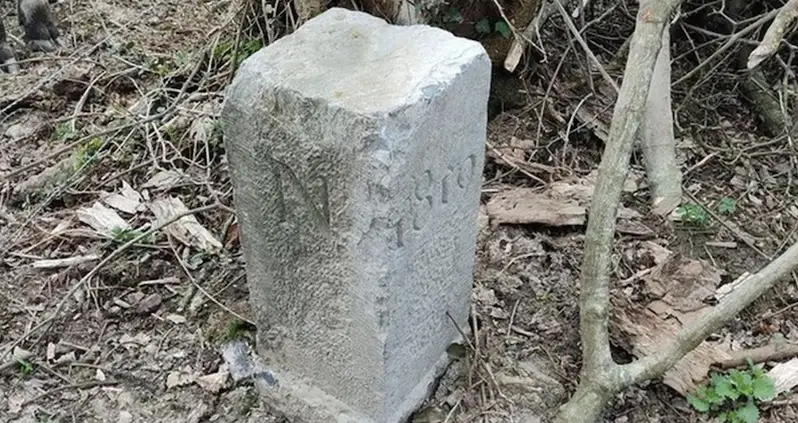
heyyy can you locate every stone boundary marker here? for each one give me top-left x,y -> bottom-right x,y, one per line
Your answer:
221,8 -> 490,423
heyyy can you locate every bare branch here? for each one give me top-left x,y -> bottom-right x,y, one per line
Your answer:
748,0 -> 798,69
553,0 -> 619,92
674,8 -> 779,86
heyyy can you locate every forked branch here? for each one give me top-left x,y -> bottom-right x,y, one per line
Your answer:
555,1 -> 798,422
553,1 -> 687,421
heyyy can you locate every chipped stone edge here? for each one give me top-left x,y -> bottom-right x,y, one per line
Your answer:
221,340 -> 374,423
221,333 -> 465,423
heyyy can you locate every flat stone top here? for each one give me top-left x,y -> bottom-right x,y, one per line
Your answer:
235,8 -> 487,115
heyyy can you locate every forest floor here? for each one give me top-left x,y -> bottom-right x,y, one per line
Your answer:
2,1 -> 798,423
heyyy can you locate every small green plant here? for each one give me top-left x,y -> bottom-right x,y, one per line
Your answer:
677,203 -> 709,227
72,137 -> 105,172
446,342 -> 467,359
209,119 -> 224,148
148,56 -> 176,77
188,250 -> 213,269
54,122 -> 78,142
163,124 -> 180,142
538,291 -> 554,302
475,18 -> 512,38
687,360 -> 776,423
213,39 -> 263,69
416,3 -> 512,39
110,227 -> 152,245
718,197 -> 738,215
175,51 -> 191,68
17,359 -> 35,376
225,319 -> 256,342
494,20 -> 511,38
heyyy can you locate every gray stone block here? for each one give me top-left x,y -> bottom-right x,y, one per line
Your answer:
221,8 -> 490,423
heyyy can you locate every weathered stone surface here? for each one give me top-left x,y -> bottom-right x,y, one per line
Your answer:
221,8 -> 490,423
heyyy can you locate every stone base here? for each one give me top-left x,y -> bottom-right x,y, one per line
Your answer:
221,339 -> 460,423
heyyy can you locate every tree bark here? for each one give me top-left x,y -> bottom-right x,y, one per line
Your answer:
640,26 -> 681,216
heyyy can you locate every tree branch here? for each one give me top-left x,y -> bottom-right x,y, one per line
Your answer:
576,0 -> 679,380
748,0 -> 798,69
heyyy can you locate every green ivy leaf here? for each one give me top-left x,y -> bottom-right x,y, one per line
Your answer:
494,21 -> 512,38
444,7 -> 463,23
752,375 -> 776,401
475,18 -> 492,34
735,402 -> 760,423
687,394 -> 711,413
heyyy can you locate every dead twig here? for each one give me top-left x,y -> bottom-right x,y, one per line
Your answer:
674,8 -> 780,86
717,343 -> 798,369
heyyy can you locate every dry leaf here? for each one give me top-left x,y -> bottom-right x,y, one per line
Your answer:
103,181 -> 144,214
142,170 -> 187,191
768,358 -> 798,395
76,202 -> 130,234
148,197 -> 222,252
196,369 -> 229,393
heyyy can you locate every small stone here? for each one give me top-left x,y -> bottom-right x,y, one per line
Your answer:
118,411 -> 133,423
136,293 -> 162,314
196,371 -> 229,393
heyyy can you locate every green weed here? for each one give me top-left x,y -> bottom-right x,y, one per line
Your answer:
718,197 -> 738,215
687,360 -> 776,423
17,359 -> 35,376
110,227 -> 152,245
677,203 -> 709,227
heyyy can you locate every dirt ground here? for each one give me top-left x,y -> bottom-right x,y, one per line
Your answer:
2,1 -> 798,423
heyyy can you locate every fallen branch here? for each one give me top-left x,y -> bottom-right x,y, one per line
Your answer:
718,343 -> 798,370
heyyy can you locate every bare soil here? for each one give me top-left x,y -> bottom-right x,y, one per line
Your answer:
2,1 -> 798,423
